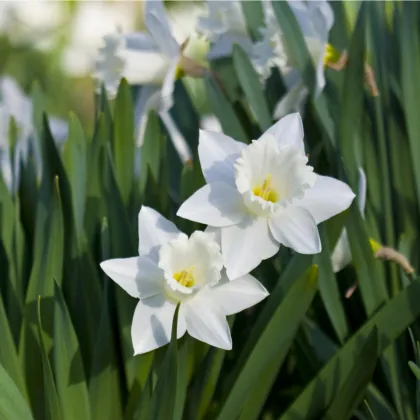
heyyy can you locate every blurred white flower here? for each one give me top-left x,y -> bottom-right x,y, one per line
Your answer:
100,206 -> 268,354
63,1 -> 136,76
197,0 -> 253,60
331,168 -> 367,273
95,0 -> 209,163
0,1 -> 65,48
178,113 -> 355,279
254,0 -> 334,119
0,77 -> 68,189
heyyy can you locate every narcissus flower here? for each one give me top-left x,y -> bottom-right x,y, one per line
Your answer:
94,0 -> 209,161
197,0 -> 253,60
253,0 -> 335,118
0,77 -> 67,189
100,207 -> 268,354
177,113 -> 355,279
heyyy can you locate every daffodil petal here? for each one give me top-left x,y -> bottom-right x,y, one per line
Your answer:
207,273 -> 269,316
144,0 -> 179,59
159,58 -> 179,113
222,216 -> 279,280
177,182 -> 246,227
138,206 -> 182,261
159,110 -> 191,163
299,175 -> 356,224
125,32 -> 158,51
134,86 -> 161,147
331,229 -> 352,273
100,257 -> 139,298
184,293 -> 232,350
207,34 -> 253,60
100,256 -> 164,299
131,295 -> 186,355
269,207 -> 321,254
261,112 -> 305,155
204,226 -> 221,246
357,168 -> 367,216
273,83 -> 308,120
198,129 -> 246,186
122,49 -> 171,86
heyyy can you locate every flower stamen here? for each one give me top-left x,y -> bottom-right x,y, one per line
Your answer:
253,174 -> 278,203
173,266 -> 195,287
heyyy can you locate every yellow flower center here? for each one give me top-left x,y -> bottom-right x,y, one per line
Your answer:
173,266 -> 195,288
324,43 -> 340,67
252,174 -> 278,203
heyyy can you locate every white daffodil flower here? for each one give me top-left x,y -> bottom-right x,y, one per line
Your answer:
100,206 -> 268,354
94,0 -> 209,162
197,0 -> 253,60
177,113 -> 355,280
331,168 -> 367,273
0,77 -> 68,189
253,0 -> 335,119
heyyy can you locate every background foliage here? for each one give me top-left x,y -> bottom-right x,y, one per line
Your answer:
1,1 -> 420,419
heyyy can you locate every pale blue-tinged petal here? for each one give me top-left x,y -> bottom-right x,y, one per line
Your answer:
177,182 -> 246,227
125,32 -> 159,51
183,292 -> 232,350
298,175 -> 356,224
159,58 -> 179,113
208,34 -> 253,60
204,226 -> 221,246
131,294 -> 187,355
273,83 -> 308,120
134,86 -> 161,146
222,215 -> 279,280
100,256 -> 164,299
144,0 -> 179,58
260,112 -> 305,155
269,206 -> 321,254
206,272 -> 269,315
138,206 -> 182,261
331,229 -> 352,273
159,110 -> 191,163
198,129 -> 246,186
358,167 -> 367,215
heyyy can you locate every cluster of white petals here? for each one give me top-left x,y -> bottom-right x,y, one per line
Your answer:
178,113 -> 355,279
101,207 -> 268,354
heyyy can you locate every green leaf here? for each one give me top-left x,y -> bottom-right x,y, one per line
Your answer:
0,363 -> 33,420
140,111 -> 162,194
0,293 -> 27,401
36,296 -> 64,420
271,1 -> 316,92
113,78 -> 135,205
401,1 -> 420,207
62,112 -> 87,241
89,219 -> 123,420
240,0 -> 264,40
314,225 -> 349,343
321,328 -> 379,420
337,2 -> 366,186
204,73 -> 249,143
233,44 -> 272,131
280,279 -> 420,420
217,265 -> 318,420
409,361 -> 420,380
20,176 -> 64,419
149,303 -> 181,420
53,282 -> 91,420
